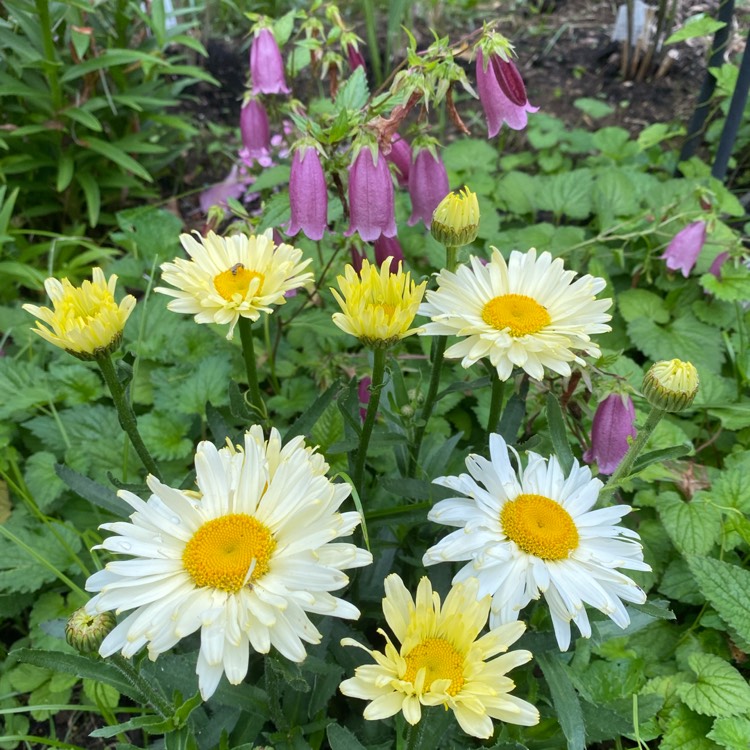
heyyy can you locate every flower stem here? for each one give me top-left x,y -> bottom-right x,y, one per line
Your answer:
96,353 -> 161,479
238,316 -> 267,423
605,406 -> 666,490
486,366 -> 505,434
404,716 -> 429,750
111,655 -> 172,720
353,348 -> 387,497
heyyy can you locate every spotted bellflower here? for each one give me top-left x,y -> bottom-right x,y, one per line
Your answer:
345,144 -> 397,242
386,134 -> 412,187
239,98 -> 270,164
374,234 -> 405,271
250,27 -> 290,95
288,143 -> 328,241
407,145 -> 450,228
583,393 -> 637,475
661,220 -> 707,277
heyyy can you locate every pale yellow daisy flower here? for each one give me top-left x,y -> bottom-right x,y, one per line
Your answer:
156,230 -> 313,340
331,259 -> 426,348
339,574 -> 539,738
23,268 -> 136,359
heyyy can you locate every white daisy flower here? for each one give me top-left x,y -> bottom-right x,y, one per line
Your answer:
85,427 -> 372,700
156,229 -> 313,340
422,433 -> 649,651
418,248 -> 612,381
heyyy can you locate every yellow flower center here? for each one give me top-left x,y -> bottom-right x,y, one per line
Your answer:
481,294 -> 551,336
376,302 -> 396,319
182,513 -> 276,592
213,264 -> 265,301
402,638 -> 465,696
500,493 -> 579,560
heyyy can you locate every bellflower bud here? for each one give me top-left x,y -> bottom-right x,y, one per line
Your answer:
386,135 -> 412,187
250,27 -> 290,95
708,251 -> 730,280
240,98 -> 271,163
408,147 -> 449,228
431,187 -> 480,247
345,146 -> 397,242
661,221 -> 707,278
643,359 -> 699,412
374,234 -> 405,270
350,245 -> 367,274
475,49 -> 538,136
345,41 -> 366,71
583,394 -> 637,475
288,145 -> 328,241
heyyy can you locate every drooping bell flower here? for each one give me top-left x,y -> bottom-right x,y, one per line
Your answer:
661,220 -> 707,278
408,146 -> 449,228
350,245 -> 367,274
374,234 -> 405,270
345,145 -> 397,242
343,37 -> 366,72
250,27 -> 290,95
240,98 -> 270,163
386,135 -> 411,187
708,251 -> 729,279
199,165 -> 247,214
288,144 -> 328,241
475,48 -> 538,137
583,394 -> 637,475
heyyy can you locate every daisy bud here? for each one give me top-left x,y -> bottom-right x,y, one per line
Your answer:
345,146 -> 397,242
23,268 -> 136,360
374,234 -> 405,270
386,134 -> 412,187
583,394 -> 637,475
250,27 -> 290,95
661,221 -> 707,277
240,98 -> 271,163
65,608 -> 116,654
475,48 -> 538,136
288,144 -> 328,241
642,359 -> 699,412
407,146 -> 449,229
431,187 -> 480,247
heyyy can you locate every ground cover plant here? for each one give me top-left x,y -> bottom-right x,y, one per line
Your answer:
2,1 -> 750,749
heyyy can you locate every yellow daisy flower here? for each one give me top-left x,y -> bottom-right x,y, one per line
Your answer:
331,259 -> 426,348
23,268 -> 136,359
339,574 -> 539,738
156,229 -> 313,340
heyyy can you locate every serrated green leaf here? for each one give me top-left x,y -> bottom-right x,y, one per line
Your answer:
152,355 -> 233,417
138,411 -> 194,461
0,359 -> 51,418
326,723 -> 367,750
114,205 -> 183,262
574,97 -> 614,118
538,170 -> 593,219
707,716 -> 750,749
443,138 -> 498,173
677,652 -> 750,717
617,288 -> 670,324
666,16 -> 726,44
335,65 -> 369,110
661,704 -> 721,750
658,494 -> 722,555
537,652 -> 586,750
659,558 -> 705,605
592,169 -> 639,229
701,266 -> 750,302
546,393 -> 573,475
24,452 -> 66,510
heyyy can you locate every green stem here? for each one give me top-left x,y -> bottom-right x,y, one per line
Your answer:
404,716 -> 429,750
353,348 -> 387,497
263,313 -> 280,394
35,0 -> 63,111
96,354 -> 161,479
238,316 -> 267,423
111,655 -> 172,720
605,406 -> 666,489
486,367 -> 505,434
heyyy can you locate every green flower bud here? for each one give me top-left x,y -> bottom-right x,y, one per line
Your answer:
65,607 -> 116,654
642,359 -> 699,412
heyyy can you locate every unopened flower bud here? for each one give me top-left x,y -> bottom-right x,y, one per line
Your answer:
65,607 -> 116,654
400,404 -> 415,417
642,359 -> 699,412
431,187 -> 480,247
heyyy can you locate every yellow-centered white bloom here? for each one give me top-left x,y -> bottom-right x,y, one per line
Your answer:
331,259 -> 426,348
431,187 -> 480,247
85,427 -> 372,700
339,574 -> 539,738
642,359 -> 699,412
23,268 -> 136,359
419,248 -> 612,381
156,230 -> 313,340
423,434 -> 650,651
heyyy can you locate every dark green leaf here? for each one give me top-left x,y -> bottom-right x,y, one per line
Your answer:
546,394 -> 573,476
537,651 -> 586,750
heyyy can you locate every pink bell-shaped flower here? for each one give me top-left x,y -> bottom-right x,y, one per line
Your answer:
407,147 -> 449,228
476,49 -> 538,137
661,221 -> 707,278
345,146 -> 397,242
250,28 -> 290,95
374,234 -> 405,271
583,394 -> 637,475
386,135 -> 411,187
288,145 -> 328,241
240,98 -> 271,162
345,42 -> 366,72
708,251 -> 729,279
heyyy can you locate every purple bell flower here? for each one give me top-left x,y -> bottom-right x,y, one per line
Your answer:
708,251 -> 730,279
345,146 -> 397,242
407,148 -> 449,228
476,49 -> 538,137
583,394 -> 637,475
386,135 -> 412,187
288,146 -> 328,241
346,43 -> 366,72
250,28 -> 290,95
661,220 -> 707,278
374,234 -> 405,271
240,98 -> 270,162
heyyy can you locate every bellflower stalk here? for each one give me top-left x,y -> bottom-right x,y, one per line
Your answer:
386,134 -> 412,187
250,27 -> 290,94
240,98 -> 271,163
288,144 -> 328,241
583,394 -> 637,475
661,221 -> 707,277
346,145 -> 397,242
407,147 -> 450,228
